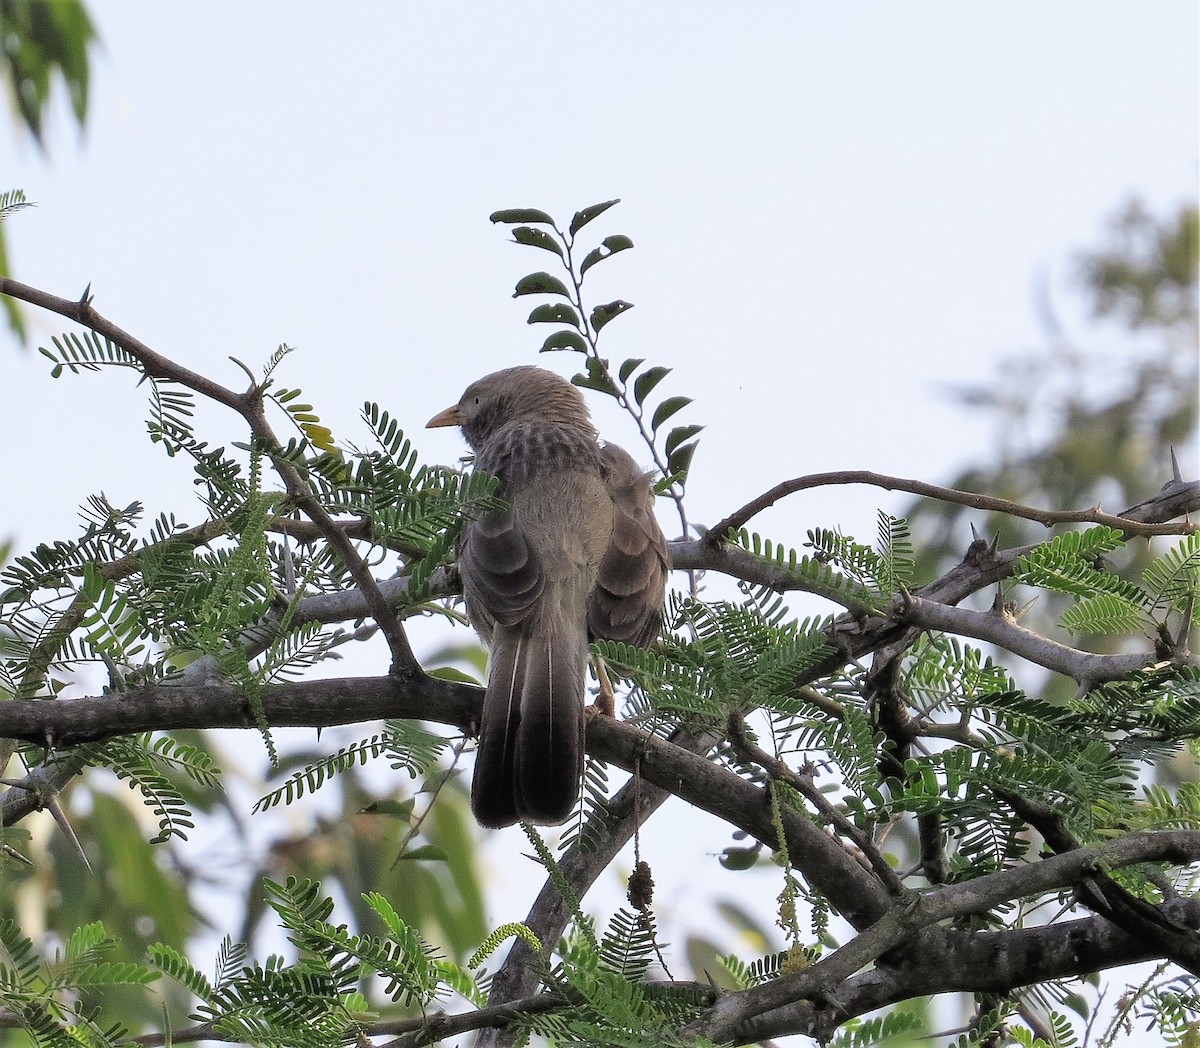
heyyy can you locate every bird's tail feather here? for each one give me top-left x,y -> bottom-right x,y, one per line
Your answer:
471,628 -> 524,828
471,621 -> 586,828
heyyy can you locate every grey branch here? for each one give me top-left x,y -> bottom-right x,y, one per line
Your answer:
682,830 -> 1200,1042
898,594 -> 1189,686
707,469 -> 1200,541
741,901 -> 1200,1042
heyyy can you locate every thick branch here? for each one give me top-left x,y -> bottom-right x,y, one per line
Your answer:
684,830 -> 1200,1041
899,594 -> 1188,685
743,902 -> 1200,1042
0,674 -> 890,929
586,716 -> 891,929
0,676 -> 478,750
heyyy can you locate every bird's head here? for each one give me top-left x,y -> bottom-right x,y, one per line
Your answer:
426,365 -> 596,449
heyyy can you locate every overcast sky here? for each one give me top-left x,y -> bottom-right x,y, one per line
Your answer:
3,2 -> 1197,1025
6,4 -> 1196,543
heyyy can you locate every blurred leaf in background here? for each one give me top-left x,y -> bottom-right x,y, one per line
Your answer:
0,0 -> 100,339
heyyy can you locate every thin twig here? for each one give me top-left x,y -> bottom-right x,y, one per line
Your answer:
725,713 -> 904,895
708,469 -> 1199,543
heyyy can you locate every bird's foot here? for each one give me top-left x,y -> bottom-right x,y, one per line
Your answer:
588,654 -> 616,718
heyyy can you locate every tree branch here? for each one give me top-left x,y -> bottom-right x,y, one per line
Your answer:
0,275 -> 422,679
707,469 -> 1200,542
0,277 -> 247,410
898,594 -> 1186,686
724,712 -> 905,895
0,675 -> 891,930
683,830 -> 1200,1041
742,902 -> 1200,1042
0,676 -> 479,751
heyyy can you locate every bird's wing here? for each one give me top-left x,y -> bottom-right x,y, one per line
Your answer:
460,504 -> 544,628
588,442 -> 670,646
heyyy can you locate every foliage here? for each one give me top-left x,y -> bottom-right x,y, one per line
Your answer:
0,0 -> 96,145
490,201 -> 702,536
0,917 -> 157,1047
1,0 -> 99,337
0,199 -> 1197,1046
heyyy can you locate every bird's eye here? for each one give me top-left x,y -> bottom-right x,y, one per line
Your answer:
473,396 -> 481,405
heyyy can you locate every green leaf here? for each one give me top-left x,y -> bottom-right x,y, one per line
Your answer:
590,299 -> 634,332
668,440 -> 699,478
540,330 -> 589,354
579,234 -> 634,277
719,845 -> 761,870
652,395 -> 692,432
513,271 -> 572,299
665,424 -> 704,456
1142,532 -> 1200,613
395,844 -> 449,862
1060,593 -> 1148,635
1013,526 -> 1144,603
361,798 -> 417,819
526,303 -> 581,327
426,666 -> 483,685
511,226 -> 564,257
572,357 -> 619,397
81,559 -> 103,600
0,192 -> 33,341
569,199 -> 620,236
3,0 -> 97,144
633,365 -> 671,406
618,358 -> 644,382
490,207 -> 556,226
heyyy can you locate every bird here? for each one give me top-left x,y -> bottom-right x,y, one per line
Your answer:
427,365 -> 669,828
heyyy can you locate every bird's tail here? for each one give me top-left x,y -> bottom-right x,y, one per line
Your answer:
471,619 -> 587,828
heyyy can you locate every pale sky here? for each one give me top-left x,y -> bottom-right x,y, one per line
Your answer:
6,4 -> 1196,547
3,3 -> 1197,1033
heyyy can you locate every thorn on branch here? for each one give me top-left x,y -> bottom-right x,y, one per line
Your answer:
963,536 -> 994,567
989,587 -> 1026,624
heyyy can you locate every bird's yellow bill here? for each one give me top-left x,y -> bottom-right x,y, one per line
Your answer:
426,405 -> 461,428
